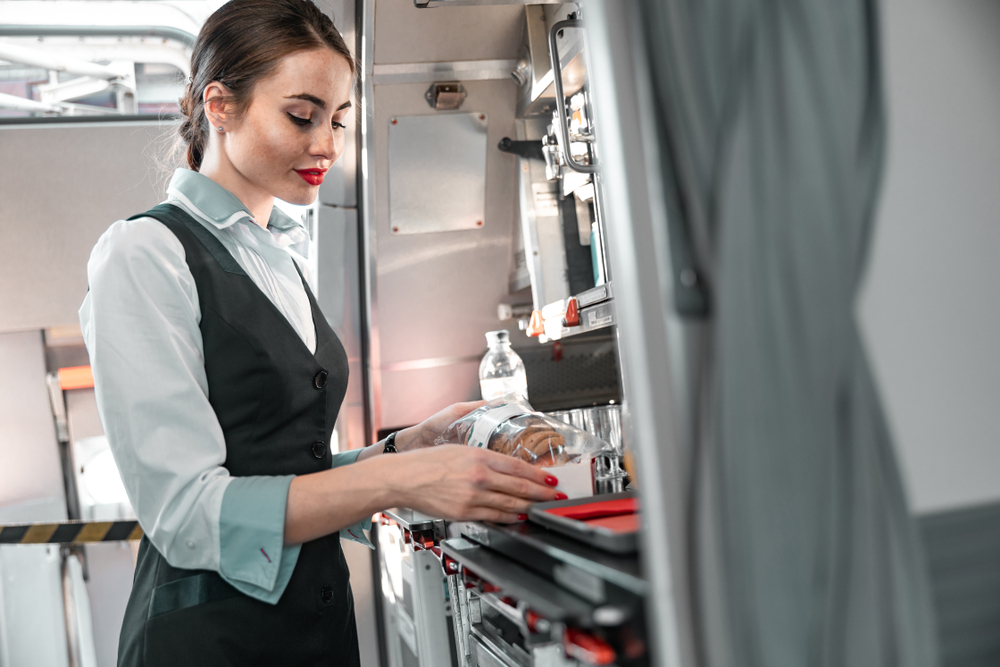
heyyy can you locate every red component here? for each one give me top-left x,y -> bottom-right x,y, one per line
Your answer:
442,554 -> 460,575
58,366 -> 95,391
546,498 -> 638,520
525,609 -> 544,633
463,567 -> 481,584
552,340 -> 564,362
500,596 -> 517,607
564,628 -> 616,666
481,582 -> 500,594
527,310 -> 545,337
431,546 -> 442,558
563,297 -> 580,327
402,529 -> 411,546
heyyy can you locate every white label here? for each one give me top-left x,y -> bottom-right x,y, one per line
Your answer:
468,403 -> 531,449
588,308 -> 614,328
479,376 -> 528,401
540,463 -> 594,499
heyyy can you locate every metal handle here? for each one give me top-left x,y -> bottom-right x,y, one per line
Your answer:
548,19 -> 598,174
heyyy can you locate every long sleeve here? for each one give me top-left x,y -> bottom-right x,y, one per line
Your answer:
80,218 -> 299,602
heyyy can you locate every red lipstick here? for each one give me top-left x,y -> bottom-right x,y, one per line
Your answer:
294,168 -> 327,186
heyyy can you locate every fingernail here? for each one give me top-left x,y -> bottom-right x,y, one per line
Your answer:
555,492 -> 568,500
517,514 -> 528,521
545,475 -> 559,486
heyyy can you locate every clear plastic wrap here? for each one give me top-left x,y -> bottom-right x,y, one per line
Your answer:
434,394 -> 613,466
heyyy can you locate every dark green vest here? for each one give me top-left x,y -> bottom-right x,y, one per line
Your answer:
117,204 -> 358,667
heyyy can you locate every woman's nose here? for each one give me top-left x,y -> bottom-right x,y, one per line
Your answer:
312,125 -> 340,162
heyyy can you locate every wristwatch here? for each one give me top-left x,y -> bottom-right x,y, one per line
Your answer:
383,431 -> 399,454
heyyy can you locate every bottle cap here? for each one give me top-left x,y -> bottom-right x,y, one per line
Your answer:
485,330 -> 510,346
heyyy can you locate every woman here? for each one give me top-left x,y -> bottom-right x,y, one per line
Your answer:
79,1 -> 561,664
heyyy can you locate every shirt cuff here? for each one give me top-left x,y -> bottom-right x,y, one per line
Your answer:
331,448 -> 374,548
218,475 -> 298,604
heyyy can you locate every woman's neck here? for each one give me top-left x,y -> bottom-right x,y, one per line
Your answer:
198,154 -> 274,229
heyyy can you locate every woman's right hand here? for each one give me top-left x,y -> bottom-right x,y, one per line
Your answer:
390,445 -> 562,523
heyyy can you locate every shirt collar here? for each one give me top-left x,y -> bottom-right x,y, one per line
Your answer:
165,168 -> 310,252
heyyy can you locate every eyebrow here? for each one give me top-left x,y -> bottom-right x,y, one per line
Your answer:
285,93 -> 351,111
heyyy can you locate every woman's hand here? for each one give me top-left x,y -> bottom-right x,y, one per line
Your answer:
390,445 -> 561,523
395,400 -> 486,451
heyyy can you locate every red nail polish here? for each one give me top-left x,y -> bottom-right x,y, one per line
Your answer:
554,492 -> 568,500
517,514 -> 528,521
545,475 -> 559,486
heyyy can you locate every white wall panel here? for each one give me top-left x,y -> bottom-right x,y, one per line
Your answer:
0,122 -> 180,333
0,330 -> 65,510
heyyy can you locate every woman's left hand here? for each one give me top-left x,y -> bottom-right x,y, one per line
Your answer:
395,400 -> 485,452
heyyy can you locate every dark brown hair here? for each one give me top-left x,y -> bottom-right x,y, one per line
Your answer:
178,0 -> 355,171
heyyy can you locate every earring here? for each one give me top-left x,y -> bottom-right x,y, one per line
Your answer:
217,126 -> 224,132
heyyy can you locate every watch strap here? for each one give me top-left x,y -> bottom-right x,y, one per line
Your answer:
383,431 -> 398,454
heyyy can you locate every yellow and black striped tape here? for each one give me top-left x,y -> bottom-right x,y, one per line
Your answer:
0,520 -> 143,545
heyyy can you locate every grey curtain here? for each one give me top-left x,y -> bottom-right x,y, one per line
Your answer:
634,2 -> 940,666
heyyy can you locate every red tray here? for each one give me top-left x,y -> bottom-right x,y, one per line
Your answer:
528,492 -> 639,553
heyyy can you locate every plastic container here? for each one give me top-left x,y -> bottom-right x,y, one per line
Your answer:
479,330 -> 528,401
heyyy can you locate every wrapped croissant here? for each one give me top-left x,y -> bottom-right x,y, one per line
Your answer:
434,394 -> 612,468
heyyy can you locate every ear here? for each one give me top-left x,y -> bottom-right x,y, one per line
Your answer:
203,81 -> 232,128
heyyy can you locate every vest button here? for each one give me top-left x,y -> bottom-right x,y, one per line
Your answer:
311,441 -> 327,459
314,370 -> 328,389
320,584 -> 334,603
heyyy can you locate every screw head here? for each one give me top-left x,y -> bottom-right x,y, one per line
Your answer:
391,118 -> 397,125
392,226 -> 399,233
476,220 -> 483,227
479,113 -> 485,120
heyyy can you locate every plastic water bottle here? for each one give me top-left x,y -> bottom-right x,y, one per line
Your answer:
479,330 -> 529,401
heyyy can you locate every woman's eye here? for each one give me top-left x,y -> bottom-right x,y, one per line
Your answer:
332,121 -> 346,130
287,113 -> 311,126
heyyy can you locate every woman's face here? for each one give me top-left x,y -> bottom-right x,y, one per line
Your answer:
221,48 -> 354,206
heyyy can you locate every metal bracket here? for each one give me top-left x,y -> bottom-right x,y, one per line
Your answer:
498,137 -> 545,161
548,18 -> 598,174
425,82 -> 466,110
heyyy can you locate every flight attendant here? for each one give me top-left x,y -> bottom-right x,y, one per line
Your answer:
79,1 -> 560,664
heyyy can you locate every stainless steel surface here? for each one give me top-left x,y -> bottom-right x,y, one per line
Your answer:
388,112 -> 488,234
60,548 -> 82,667
519,156 -> 570,311
374,0 -> 523,65
383,508 -> 443,532
381,354 -> 482,373
316,0 -> 357,207
547,19 -> 596,174
547,404 -> 622,452
360,0 -> 382,441
441,538 -> 595,623
0,25 -> 197,48
587,2 -> 697,665
0,122 -> 179,333
374,60 -> 520,85
370,80 -> 523,429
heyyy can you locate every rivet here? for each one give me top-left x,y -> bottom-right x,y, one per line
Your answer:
479,114 -> 485,121
392,226 -> 399,233
391,118 -> 397,125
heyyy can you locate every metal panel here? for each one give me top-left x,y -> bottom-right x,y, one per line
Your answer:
373,60 -> 519,85
388,112 -> 488,235
0,330 -> 67,511
365,74 -> 523,431
316,0 -> 357,208
373,0 -> 523,65
0,121 -> 180,334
